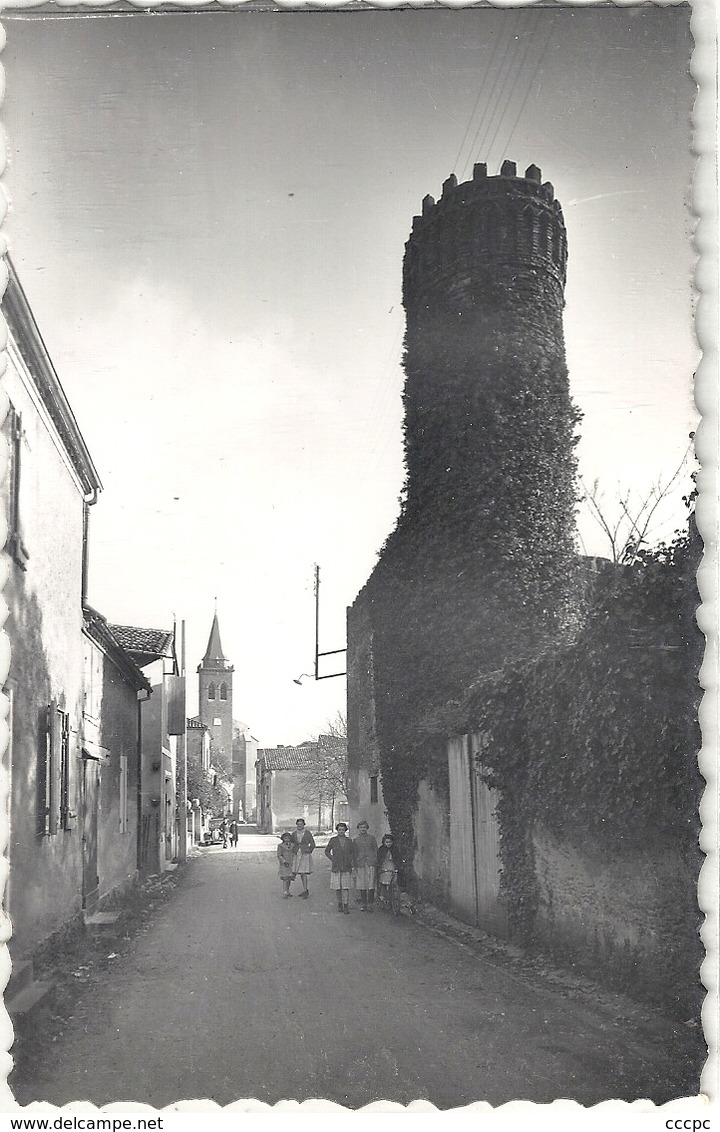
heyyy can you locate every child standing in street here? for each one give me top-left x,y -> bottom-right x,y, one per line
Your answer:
290,817 -> 316,900
277,832 -> 295,898
352,820 -> 378,912
324,822 -> 354,913
377,833 -> 401,908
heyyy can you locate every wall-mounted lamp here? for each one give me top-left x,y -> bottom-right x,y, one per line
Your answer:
293,673 -> 314,686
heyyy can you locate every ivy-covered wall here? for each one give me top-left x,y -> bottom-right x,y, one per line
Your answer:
460,521 -> 702,1012
346,589 -> 387,840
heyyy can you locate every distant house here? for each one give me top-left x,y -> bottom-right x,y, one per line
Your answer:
0,260 -> 151,972
108,624 -> 181,875
256,736 -> 347,834
233,721 -> 258,823
186,716 -> 211,840
81,608 -> 151,914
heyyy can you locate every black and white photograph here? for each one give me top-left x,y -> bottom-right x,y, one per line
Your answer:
0,1 -> 712,1114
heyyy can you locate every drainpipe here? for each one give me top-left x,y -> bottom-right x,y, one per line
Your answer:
137,688 -> 151,875
178,621 -> 188,864
81,489 -> 98,607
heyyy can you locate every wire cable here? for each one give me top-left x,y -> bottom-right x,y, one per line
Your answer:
484,10 -> 543,172
458,16 -> 520,182
451,25 -> 508,177
501,13 -> 557,165
470,20 -> 534,178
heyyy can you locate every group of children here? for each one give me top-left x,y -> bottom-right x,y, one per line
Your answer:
276,818 -> 401,913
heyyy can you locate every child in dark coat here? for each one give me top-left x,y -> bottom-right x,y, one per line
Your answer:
376,833 -> 401,907
324,822 -> 354,913
277,832 -> 295,898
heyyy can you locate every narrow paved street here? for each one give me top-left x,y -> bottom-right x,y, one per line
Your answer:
12,833 -> 698,1109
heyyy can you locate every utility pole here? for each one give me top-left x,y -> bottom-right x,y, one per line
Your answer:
314,564 -> 346,679
177,619 -> 188,863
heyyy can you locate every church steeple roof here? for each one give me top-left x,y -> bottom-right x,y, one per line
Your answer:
202,612 -> 227,666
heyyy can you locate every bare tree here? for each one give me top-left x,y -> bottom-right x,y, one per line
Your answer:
294,713 -> 348,830
579,443 -> 694,565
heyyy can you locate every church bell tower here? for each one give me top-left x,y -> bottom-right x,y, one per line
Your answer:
197,612 -> 234,763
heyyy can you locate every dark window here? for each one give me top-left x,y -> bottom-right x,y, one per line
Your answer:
7,406 -> 29,570
220,683 -> 228,701
370,775 -> 379,804
539,214 -> 552,255
208,683 -> 216,700
523,207 -> 535,252
43,702 -> 71,835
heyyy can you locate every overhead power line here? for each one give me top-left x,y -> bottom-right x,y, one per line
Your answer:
484,11 -> 544,171
459,20 -> 521,182
451,15 -> 517,178
501,14 -> 557,164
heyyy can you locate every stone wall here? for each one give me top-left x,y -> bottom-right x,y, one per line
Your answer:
2,351 -> 87,959
97,653 -> 141,903
532,825 -> 698,1003
412,778 -> 451,909
346,586 -> 386,839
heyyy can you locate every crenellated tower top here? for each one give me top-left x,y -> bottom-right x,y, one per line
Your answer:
399,160 -> 577,554
403,161 -> 568,318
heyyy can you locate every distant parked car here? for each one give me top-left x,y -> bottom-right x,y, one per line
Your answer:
202,817 -> 226,845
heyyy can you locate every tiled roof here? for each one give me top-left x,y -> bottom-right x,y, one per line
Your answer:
108,624 -> 175,662
187,716 -> 206,731
83,607 -> 152,694
257,745 -> 319,772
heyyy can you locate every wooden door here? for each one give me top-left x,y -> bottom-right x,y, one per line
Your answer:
470,732 -> 508,938
82,759 -> 100,913
448,735 -> 478,924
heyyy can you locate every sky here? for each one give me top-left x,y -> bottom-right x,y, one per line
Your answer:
1,7 -> 697,747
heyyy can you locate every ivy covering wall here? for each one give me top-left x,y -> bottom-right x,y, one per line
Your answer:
366,305 -> 582,867
366,172 -> 582,869
460,514 -> 702,1009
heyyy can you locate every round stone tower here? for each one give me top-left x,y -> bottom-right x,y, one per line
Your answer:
400,160 -> 578,599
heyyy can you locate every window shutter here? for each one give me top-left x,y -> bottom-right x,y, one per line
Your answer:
40,704 -> 51,835
61,711 -> 71,830
119,754 -> 128,833
47,701 -> 62,835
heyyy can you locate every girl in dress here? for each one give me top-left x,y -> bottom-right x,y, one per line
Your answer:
290,817 -> 316,900
376,833 -> 401,907
277,832 -> 295,898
